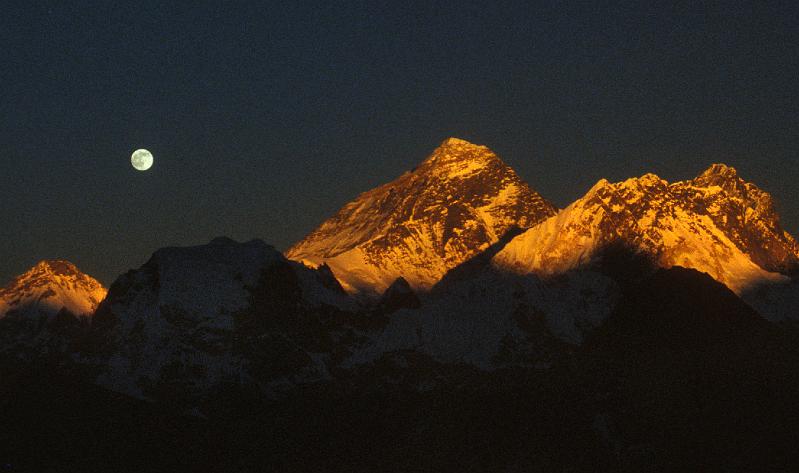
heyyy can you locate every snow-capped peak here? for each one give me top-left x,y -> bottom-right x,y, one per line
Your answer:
286,138 -> 556,296
419,137 -> 494,175
494,165 -> 796,294
686,163 -> 799,273
442,136 -> 484,147
0,259 -> 107,319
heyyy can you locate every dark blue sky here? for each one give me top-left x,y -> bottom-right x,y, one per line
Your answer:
2,1 -> 798,284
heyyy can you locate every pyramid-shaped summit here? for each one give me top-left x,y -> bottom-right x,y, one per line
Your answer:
0,260 -> 107,319
287,137 -> 556,295
686,163 -> 799,273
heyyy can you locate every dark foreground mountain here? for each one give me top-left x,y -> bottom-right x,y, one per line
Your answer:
85,237 -> 371,406
573,263 -> 799,471
2,254 -> 798,472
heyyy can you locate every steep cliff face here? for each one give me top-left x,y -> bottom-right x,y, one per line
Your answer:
493,164 -> 796,294
287,137 -> 556,295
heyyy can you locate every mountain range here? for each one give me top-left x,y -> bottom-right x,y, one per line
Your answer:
2,137 -> 799,472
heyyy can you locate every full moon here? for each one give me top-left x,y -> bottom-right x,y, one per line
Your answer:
131,149 -> 154,171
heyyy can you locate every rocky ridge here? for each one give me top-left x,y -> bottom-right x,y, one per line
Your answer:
493,164 -> 797,294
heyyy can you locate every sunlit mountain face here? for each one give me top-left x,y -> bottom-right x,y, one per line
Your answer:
0,260 -> 106,320
3,138 -> 799,472
287,137 -> 556,296
290,138 -> 799,297
0,260 -> 106,355
494,163 -> 799,294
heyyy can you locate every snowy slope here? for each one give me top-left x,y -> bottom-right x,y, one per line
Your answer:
0,260 -> 106,319
287,137 -> 556,296
92,237 -> 358,401
345,267 -> 615,370
494,165 -> 795,294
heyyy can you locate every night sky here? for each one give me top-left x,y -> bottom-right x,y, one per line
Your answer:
2,1 -> 797,285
